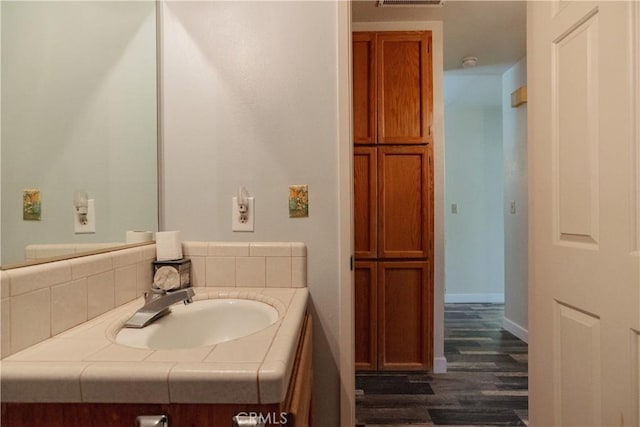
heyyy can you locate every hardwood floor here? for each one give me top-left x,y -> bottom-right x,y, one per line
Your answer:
356,303 -> 528,426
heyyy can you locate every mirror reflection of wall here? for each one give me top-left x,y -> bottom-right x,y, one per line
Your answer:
1,1 -> 158,266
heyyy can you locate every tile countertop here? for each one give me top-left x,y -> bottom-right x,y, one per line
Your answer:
1,287 -> 308,405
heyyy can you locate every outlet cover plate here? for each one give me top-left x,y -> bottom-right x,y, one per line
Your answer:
232,196 -> 254,232
74,199 -> 96,234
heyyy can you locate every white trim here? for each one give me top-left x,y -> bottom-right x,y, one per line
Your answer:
445,293 -> 505,303
337,2 -> 355,426
433,356 -> 447,374
503,316 -> 529,343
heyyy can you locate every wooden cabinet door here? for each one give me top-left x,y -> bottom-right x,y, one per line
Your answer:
355,261 -> 378,371
378,145 -> 430,259
354,147 -> 377,258
377,32 -> 432,144
378,261 -> 432,370
352,32 -> 376,145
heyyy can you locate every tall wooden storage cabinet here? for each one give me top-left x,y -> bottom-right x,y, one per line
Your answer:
353,31 -> 434,371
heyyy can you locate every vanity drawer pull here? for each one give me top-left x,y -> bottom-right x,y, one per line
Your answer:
136,415 -> 169,427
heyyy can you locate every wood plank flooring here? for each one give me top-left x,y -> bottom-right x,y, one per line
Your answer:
356,303 -> 528,426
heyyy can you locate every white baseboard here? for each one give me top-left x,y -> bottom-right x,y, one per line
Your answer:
433,356 -> 447,373
444,293 -> 505,303
502,317 -> 528,343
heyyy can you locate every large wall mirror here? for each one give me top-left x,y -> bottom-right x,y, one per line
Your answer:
1,1 -> 158,267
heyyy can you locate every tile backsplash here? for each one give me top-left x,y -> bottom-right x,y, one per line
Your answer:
183,241 -> 307,288
1,245 -> 156,357
1,241 -> 307,359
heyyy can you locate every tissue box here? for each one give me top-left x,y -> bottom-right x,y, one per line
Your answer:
152,258 -> 191,289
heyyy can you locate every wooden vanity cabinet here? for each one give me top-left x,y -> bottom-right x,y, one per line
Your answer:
1,315 -> 313,427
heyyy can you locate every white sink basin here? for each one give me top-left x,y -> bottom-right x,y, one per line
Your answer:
115,299 -> 279,350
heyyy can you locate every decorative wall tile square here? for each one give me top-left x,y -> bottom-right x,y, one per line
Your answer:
22,189 -> 41,221
288,185 -> 309,218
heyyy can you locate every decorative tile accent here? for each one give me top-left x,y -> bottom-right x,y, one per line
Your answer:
288,185 -> 309,218
22,189 -> 41,221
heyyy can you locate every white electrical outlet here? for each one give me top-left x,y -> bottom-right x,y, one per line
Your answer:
74,199 -> 96,234
232,196 -> 255,232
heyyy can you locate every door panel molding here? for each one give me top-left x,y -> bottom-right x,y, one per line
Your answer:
551,10 -> 600,249
553,301 -> 602,426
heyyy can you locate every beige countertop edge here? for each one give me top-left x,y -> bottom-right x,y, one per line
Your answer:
0,286 -> 309,405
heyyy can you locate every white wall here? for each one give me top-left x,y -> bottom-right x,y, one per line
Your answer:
444,77 -> 505,302
1,1 -> 158,265
501,58 -> 528,341
160,2 -> 342,424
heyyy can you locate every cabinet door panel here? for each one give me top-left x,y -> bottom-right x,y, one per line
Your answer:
355,261 -> 378,371
378,146 -> 430,259
354,147 -> 377,258
353,32 -> 376,145
377,32 -> 432,144
378,261 -> 432,370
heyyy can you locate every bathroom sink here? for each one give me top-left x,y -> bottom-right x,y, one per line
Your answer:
115,299 -> 279,350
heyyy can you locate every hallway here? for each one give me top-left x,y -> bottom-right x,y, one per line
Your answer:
356,303 -> 528,426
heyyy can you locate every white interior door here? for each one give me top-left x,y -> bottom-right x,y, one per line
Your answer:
528,1 -> 640,426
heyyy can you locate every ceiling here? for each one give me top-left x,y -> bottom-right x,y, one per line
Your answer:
352,0 -> 526,75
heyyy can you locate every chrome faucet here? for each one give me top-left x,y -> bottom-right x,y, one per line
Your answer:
124,287 -> 195,329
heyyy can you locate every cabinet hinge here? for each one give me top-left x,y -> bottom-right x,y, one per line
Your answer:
350,256 -> 354,271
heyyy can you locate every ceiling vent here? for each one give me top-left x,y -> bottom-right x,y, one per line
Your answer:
377,0 -> 444,6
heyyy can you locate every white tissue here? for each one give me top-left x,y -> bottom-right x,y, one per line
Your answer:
155,231 -> 183,261
125,230 -> 153,244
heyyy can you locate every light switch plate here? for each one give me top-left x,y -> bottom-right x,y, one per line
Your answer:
74,199 -> 96,234
232,196 -> 254,232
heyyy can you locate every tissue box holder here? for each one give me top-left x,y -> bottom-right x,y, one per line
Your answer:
152,258 -> 191,289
